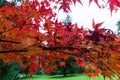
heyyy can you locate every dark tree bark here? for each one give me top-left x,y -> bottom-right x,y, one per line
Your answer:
63,66 -> 67,76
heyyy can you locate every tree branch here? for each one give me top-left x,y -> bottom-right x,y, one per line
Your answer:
41,46 -> 79,50
41,45 -> 91,51
0,49 -> 28,53
0,45 -> 90,54
0,39 -> 21,44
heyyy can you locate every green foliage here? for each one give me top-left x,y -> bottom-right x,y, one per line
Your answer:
11,0 -> 22,6
0,60 -> 22,80
117,20 -> 120,37
51,57 -> 84,76
62,14 -> 72,25
0,0 -> 8,7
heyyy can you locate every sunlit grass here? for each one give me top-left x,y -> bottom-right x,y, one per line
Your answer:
22,74 -> 118,80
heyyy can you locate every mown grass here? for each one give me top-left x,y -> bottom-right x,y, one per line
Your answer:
22,74 -> 118,80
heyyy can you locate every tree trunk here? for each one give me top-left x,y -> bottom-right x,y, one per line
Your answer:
63,66 -> 67,76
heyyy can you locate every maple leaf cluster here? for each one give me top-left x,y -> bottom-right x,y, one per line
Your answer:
0,0 -> 120,79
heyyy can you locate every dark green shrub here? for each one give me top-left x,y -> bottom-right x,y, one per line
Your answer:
51,57 -> 84,76
0,60 -> 22,80
0,0 -> 8,7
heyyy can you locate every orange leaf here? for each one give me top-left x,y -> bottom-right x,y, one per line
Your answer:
60,62 -> 66,67
116,64 -> 120,68
115,38 -> 120,42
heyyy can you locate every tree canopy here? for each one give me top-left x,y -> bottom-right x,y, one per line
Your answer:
0,0 -> 120,80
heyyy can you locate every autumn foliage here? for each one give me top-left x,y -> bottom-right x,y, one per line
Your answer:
0,0 -> 120,79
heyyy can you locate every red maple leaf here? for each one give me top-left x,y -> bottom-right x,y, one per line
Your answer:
78,58 -> 85,67
92,19 -> 104,31
108,0 -> 120,15
59,0 -> 71,12
89,0 -> 100,7
73,0 -> 83,5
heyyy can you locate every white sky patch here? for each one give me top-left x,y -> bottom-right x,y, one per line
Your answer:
57,0 -> 120,33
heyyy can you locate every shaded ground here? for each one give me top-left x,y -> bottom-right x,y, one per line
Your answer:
21,74 -> 117,80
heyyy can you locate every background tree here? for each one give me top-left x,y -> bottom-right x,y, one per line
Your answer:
0,0 -> 8,7
62,14 -> 72,25
50,14 -> 84,76
11,0 -> 22,5
117,20 -> 120,37
0,61 -> 22,80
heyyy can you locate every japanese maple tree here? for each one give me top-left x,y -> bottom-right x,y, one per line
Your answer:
0,0 -> 120,80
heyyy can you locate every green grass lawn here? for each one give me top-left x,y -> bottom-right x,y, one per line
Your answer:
22,74 -> 118,80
